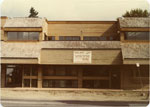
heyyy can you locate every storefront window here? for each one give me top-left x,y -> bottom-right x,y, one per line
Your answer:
32,79 -> 37,87
83,80 -> 109,89
24,66 -> 31,76
83,66 -> 109,76
24,79 -> 30,87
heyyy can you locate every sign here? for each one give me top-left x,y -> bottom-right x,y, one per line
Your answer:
73,51 -> 92,64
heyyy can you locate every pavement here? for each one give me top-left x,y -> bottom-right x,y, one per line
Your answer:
1,99 -> 149,107
0,88 -> 149,107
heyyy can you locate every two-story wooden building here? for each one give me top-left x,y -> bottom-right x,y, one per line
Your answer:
0,17 -> 149,90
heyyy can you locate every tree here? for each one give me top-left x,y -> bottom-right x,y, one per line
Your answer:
122,8 -> 149,17
28,7 -> 39,18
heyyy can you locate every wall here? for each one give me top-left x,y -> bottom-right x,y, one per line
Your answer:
47,22 -> 118,40
121,65 -> 149,90
40,49 -> 122,65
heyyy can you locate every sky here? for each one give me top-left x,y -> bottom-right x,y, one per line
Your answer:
0,0 -> 149,21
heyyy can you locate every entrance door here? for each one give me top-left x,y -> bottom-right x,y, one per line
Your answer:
111,71 -> 120,89
5,65 -> 22,87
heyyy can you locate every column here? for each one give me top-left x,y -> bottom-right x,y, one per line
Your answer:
38,65 -> 42,88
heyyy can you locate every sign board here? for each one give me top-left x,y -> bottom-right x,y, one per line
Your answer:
73,51 -> 92,64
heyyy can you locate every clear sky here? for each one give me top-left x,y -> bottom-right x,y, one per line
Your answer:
0,0 -> 149,21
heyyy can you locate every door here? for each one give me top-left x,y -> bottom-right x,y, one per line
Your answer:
111,71 -> 120,89
5,65 -> 22,87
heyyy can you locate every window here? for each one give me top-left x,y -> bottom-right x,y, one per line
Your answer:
42,80 -> 78,88
83,66 -> 109,77
43,66 -> 54,76
24,79 -> 30,87
83,36 -> 107,41
59,36 -> 80,41
31,79 -> 37,87
125,32 -> 149,40
45,36 -> 55,41
83,80 -> 109,88
23,65 -> 38,87
7,32 -> 39,41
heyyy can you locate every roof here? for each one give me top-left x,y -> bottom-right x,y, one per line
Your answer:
118,17 -> 150,28
1,41 -> 121,58
4,17 -> 44,28
121,43 -> 150,59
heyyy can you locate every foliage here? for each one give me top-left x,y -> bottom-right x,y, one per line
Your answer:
122,9 -> 149,17
28,7 -> 39,18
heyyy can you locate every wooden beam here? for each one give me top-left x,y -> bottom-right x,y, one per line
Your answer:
47,21 -> 117,24
120,28 -> 150,32
1,58 -> 38,64
23,76 -> 38,79
4,27 -> 42,32
123,59 -> 149,65
83,77 -> 109,80
43,76 -> 78,80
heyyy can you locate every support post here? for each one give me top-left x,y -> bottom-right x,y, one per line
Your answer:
78,68 -> 83,88
38,65 -> 42,88
55,36 -> 59,40
80,30 -> 84,40
120,67 -> 124,89
1,65 -> 6,88
120,32 -> 125,41
22,70 -> 24,88
109,71 -> 111,89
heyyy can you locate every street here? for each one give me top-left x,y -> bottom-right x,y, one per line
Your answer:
1,99 -> 149,107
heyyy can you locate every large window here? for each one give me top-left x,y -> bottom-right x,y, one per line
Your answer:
42,80 -> 78,88
7,32 -> 39,41
43,66 -> 78,76
83,36 -> 107,41
125,32 -> 149,40
59,36 -> 80,41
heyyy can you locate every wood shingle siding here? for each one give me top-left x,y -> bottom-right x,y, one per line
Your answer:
40,49 -> 122,65
118,17 -> 150,28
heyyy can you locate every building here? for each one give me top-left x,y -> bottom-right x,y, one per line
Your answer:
0,16 -> 149,90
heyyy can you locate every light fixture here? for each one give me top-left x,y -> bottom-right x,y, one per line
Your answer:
136,63 -> 140,67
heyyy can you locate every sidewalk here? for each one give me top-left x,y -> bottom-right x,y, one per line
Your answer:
0,88 -> 149,102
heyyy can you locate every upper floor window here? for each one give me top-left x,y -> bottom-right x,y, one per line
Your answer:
83,36 -> 107,41
125,32 -> 149,41
59,36 -> 80,41
7,32 -> 39,41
